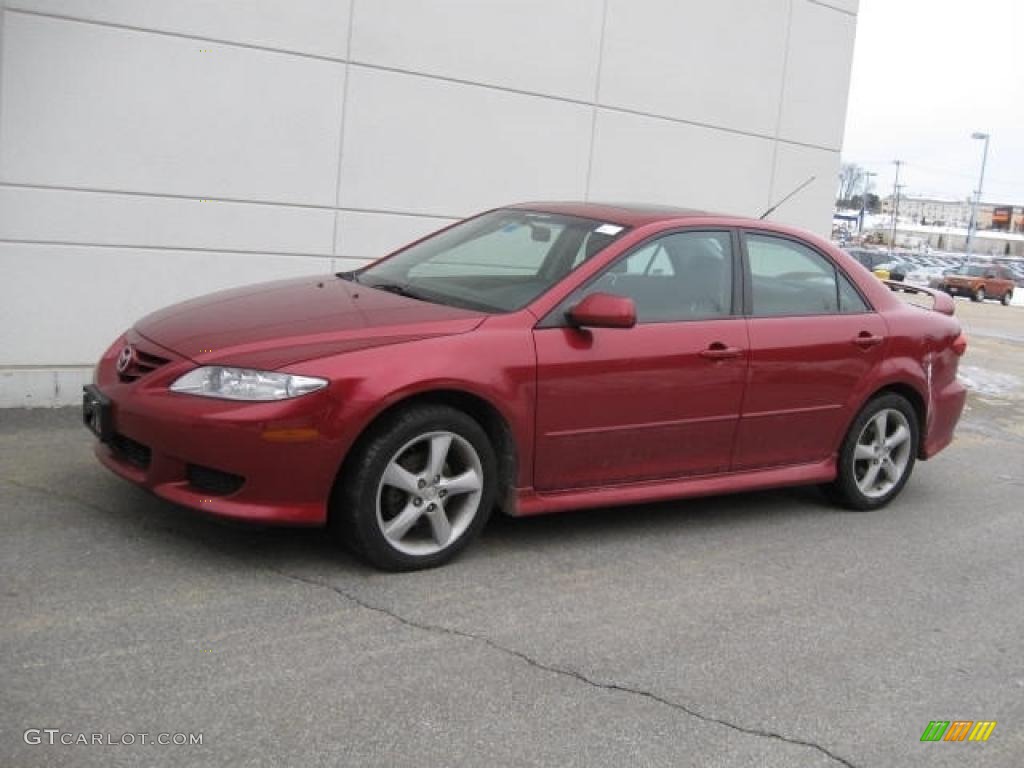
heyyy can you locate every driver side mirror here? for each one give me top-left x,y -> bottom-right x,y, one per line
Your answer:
567,292 -> 636,329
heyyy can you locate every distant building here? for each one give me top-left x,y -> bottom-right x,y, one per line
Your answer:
881,195 -> 1024,232
880,196 -> 972,227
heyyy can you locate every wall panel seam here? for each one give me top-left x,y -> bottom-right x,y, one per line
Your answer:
0,183 -> 464,220
583,0 -> 609,201
4,7 -> 347,63
805,0 -> 857,17
768,0 -> 797,207
1,365 -> 93,371
2,9 -> 842,154
0,239 -> 393,266
330,0 -> 358,273
0,4 -> 8,159
1,237 -> 346,260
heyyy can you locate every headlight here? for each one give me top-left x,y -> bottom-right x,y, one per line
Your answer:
169,366 -> 327,401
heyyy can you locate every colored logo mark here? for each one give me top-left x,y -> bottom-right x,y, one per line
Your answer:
920,721 -> 996,742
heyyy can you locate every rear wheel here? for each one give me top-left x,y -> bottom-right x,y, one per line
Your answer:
973,286 -> 985,302
827,394 -> 919,511
331,404 -> 496,571
1002,291 -> 1013,306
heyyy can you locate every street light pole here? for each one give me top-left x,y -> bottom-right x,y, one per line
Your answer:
964,132 -> 990,266
859,171 -> 877,234
889,160 -> 902,255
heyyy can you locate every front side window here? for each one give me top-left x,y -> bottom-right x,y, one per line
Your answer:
356,210 -> 628,313
553,230 -> 733,324
747,234 -> 868,316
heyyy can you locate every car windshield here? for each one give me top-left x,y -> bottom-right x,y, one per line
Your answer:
963,265 -> 990,276
352,209 -> 629,313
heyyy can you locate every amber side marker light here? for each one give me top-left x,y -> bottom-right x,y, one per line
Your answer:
261,427 -> 321,443
952,332 -> 968,356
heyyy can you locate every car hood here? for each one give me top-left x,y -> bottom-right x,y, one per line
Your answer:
134,276 -> 486,369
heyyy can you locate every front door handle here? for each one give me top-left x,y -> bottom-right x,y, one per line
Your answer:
852,332 -> 884,349
699,342 -> 744,360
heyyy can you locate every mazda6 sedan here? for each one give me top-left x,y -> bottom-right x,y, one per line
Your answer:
85,203 -> 968,570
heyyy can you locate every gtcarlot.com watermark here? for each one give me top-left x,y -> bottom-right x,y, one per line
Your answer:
24,729 -> 203,746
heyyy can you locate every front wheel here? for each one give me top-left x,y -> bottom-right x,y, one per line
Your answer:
331,405 -> 496,571
1002,291 -> 1013,306
973,286 -> 985,302
826,394 -> 919,511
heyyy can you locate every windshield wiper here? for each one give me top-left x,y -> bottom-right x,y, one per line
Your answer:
363,279 -> 433,302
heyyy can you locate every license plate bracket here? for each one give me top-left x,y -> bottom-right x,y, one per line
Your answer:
82,385 -> 113,443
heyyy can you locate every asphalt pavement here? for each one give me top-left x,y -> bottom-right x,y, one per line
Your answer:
2,300 -> 1023,767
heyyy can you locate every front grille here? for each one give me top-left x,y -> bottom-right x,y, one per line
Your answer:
186,464 -> 245,496
110,433 -> 151,469
118,345 -> 171,382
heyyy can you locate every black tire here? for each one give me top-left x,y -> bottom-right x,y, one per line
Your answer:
973,286 -> 985,302
330,404 -> 496,571
1002,291 -> 1012,306
826,393 -> 919,511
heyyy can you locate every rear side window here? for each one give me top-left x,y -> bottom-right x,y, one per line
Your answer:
746,234 -> 868,316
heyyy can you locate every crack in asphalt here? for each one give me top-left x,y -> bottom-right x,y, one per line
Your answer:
272,568 -> 858,768
5,476 -> 856,766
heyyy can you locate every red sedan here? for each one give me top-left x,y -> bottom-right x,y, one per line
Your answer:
84,203 -> 968,570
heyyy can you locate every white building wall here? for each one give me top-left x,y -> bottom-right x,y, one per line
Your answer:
0,0 -> 858,406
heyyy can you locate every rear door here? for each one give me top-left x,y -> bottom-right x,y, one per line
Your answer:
532,230 -> 749,491
733,231 -> 887,470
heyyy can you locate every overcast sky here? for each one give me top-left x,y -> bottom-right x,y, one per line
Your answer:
841,0 -> 1023,205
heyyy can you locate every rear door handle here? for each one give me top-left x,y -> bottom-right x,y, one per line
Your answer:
699,342 -> 744,360
853,332 -> 884,349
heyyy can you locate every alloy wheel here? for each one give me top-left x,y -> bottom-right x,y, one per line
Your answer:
852,408 -> 913,499
375,430 -> 484,556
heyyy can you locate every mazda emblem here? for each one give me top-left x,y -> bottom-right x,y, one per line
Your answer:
116,345 -> 134,374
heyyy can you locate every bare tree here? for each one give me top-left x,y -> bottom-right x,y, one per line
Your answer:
837,162 -> 864,203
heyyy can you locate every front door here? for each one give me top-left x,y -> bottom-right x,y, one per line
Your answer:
533,230 -> 748,491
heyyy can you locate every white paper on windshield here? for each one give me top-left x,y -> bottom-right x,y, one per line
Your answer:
595,224 -> 624,235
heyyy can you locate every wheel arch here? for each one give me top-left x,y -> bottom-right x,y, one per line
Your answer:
333,388 -> 519,517
859,382 -> 928,458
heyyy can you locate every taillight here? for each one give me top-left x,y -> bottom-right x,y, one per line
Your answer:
952,332 -> 968,356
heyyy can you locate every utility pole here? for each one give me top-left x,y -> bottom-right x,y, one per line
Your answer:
889,160 -> 902,255
895,183 -> 906,237
964,132 -> 990,267
859,171 -> 877,234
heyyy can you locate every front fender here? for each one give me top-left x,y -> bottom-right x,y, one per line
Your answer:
287,320 -> 538,488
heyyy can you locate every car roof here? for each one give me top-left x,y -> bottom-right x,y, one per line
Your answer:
507,201 -> 713,227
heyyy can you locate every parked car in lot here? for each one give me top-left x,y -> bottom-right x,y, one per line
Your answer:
904,265 -> 947,288
935,264 -> 1015,305
843,247 -> 891,271
872,261 -> 915,288
84,203 -> 969,570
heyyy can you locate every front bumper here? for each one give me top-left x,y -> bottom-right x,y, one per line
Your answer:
87,332 -> 342,525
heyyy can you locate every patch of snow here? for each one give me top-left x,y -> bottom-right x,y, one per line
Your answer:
957,365 -> 1021,397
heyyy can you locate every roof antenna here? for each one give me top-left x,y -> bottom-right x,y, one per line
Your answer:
759,175 -> 816,219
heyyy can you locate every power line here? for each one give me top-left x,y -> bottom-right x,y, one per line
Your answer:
848,158 -> 1019,189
